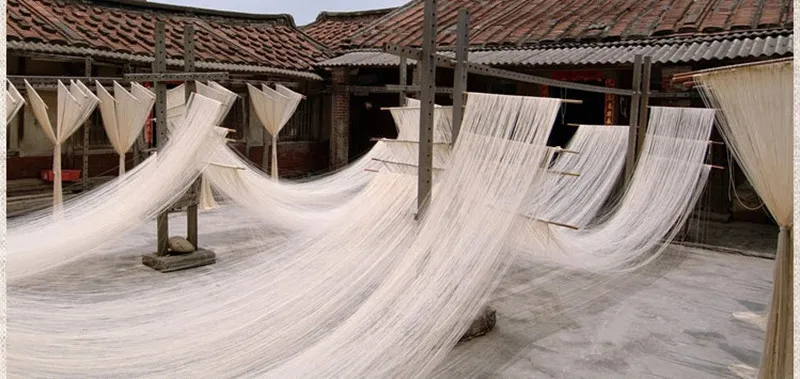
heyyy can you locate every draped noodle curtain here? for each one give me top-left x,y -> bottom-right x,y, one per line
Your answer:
25,80 -> 99,211
7,80 -> 26,125
694,60 -> 792,379
247,83 -> 303,179
96,81 -> 156,176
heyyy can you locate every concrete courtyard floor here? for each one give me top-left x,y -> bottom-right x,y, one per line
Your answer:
18,204 -> 774,378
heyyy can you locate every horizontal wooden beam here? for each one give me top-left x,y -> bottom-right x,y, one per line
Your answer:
205,161 -> 246,170
383,44 -> 636,96
671,57 -> 793,83
369,138 -> 450,145
380,105 -> 454,111
123,72 -> 229,82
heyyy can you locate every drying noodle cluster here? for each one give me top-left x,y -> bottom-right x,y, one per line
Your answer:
8,89 -> 720,377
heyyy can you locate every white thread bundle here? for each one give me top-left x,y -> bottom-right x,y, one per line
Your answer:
194,81 -> 239,210
202,142 -> 380,232
7,93 -> 562,377
24,80 -> 99,210
96,81 -> 156,176
247,83 -> 304,179
166,83 -> 187,132
527,124 -> 628,227
512,106 -> 715,273
6,79 -> 25,125
694,60 -> 792,379
201,98 -> 430,231
391,98 -> 453,143
7,92 -> 721,378
7,93 -> 229,282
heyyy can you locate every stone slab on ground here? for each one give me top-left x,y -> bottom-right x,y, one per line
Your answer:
142,248 -> 216,272
459,306 -> 497,343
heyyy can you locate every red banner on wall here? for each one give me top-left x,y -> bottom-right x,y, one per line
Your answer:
604,78 -> 616,125
539,85 -> 549,98
551,70 -> 603,82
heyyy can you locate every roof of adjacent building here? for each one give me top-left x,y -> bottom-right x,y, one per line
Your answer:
346,0 -> 793,49
301,8 -> 398,51
7,0 -> 329,79
317,30 -> 793,67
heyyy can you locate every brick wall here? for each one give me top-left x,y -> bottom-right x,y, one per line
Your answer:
330,68 -> 350,169
8,142 -> 329,182
7,152 -> 134,180
235,141 -> 329,178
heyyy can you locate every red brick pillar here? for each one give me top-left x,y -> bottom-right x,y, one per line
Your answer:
330,68 -> 350,169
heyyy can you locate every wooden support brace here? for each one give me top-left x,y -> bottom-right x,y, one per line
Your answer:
452,8 -> 469,145
380,106 -> 454,111
636,56 -> 652,162
624,55 -> 643,186
399,57 -> 408,106
416,0 -> 437,218
370,137 -> 450,145
205,161 -> 247,170
547,170 -> 580,177
183,23 -> 200,249
537,218 -> 580,230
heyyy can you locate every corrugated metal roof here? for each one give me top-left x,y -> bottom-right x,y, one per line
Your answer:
317,34 -> 793,68
317,51 -> 415,66
7,41 -> 323,81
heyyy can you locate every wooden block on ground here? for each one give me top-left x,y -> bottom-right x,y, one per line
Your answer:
459,306 -> 497,343
142,248 -> 216,273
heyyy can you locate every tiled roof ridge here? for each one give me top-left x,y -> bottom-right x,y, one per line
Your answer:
8,0 -> 331,74
300,5 -> 403,52
312,7 -> 399,23
7,40 -> 325,79
346,0 -> 422,42
93,0 -> 299,27
347,0 -> 793,48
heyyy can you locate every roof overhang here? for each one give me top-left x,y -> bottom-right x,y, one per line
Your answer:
8,41 -> 323,81
317,33 -> 793,69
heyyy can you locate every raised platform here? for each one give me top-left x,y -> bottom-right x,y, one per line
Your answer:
142,248 -> 216,272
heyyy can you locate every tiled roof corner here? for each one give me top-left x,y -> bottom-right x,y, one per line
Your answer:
301,7 -> 398,51
7,0 -> 330,77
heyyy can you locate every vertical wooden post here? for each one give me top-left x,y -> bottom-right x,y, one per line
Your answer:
262,127 -> 270,172
154,20 -> 169,256
624,55 -> 642,186
417,0 -> 437,218
636,56 -> 652,161
451,8 -> 469,145
82,58 -> 92,191
399,57 -> 408,106
184,23 -> 199,249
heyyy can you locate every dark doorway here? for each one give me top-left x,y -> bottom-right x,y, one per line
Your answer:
349,93 -> 400,160
546,80 -> 606,148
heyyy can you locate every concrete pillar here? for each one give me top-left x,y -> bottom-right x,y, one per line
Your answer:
330,68 -> 350,169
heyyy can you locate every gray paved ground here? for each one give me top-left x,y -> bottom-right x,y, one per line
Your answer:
14,204 -> 774,378
678,217 -> 778,258
437,246 -> 771,378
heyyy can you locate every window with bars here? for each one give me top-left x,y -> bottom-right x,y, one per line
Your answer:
279,93 -> 323,141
